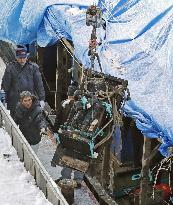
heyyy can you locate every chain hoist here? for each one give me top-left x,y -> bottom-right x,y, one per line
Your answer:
86,5 -> 103,73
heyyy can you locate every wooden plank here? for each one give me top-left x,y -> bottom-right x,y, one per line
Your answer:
61,155 -> 89,172
61,38 -> 74,54
36,168 -> 47,196
84,174 -> 118,205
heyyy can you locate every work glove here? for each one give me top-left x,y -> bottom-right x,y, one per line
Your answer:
40,100 -> 45,109
62,99 -> 71,108
40,128 -> 47,136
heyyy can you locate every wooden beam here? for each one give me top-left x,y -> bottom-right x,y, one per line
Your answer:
101,139 -> 111,188
139,136 -> 151,205
84,174 -> 119,205
61,38 -> 74,54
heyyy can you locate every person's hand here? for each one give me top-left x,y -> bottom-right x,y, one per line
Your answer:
40,128 -> 47,136
40,100 -> 45,109
86,103 -> 91,109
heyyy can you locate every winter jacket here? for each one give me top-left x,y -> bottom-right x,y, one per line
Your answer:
1,61 -> 45,117
14,98 -> 47,145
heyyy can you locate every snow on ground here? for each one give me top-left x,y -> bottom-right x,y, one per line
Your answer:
0,128 -> 53,205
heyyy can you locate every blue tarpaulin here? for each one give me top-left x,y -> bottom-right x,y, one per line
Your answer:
1,0 -> 173,156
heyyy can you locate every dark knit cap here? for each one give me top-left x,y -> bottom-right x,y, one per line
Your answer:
16,45 -> 28,58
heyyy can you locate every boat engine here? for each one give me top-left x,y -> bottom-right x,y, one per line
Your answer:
52,70 -> 129,172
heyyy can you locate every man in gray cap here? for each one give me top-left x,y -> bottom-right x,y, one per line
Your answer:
1,45 -> 45,118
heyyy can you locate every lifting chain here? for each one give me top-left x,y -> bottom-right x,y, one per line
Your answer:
86,5 -> 103,73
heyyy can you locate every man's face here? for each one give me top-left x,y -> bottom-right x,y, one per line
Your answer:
21,96 -> 32,109
16,57 -> 27,66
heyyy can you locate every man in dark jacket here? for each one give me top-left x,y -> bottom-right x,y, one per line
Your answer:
53,84 -> 78,132
1,45 -> 45,118
52,84 -> 84,187
14,91 -> 47,153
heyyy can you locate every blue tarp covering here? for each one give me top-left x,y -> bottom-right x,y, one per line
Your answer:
1,0 -> 173,156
